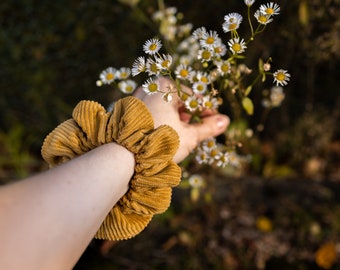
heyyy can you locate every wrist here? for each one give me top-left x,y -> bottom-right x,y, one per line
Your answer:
104,142 -> 135,194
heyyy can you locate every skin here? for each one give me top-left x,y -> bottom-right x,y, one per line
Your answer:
0,77 -> 229,270
135,77 -> 230,163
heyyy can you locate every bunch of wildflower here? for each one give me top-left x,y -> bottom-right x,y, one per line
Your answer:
97,1 -> 291,168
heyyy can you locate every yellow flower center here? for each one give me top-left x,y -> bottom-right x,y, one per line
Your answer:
148,83 -> 158,92
214,47 -> 223,54
189,100 -> 198,108
161,60 -> 170,68
232,43 -> 241,52
200,153 -> 207,160
120,72 -> 128,78
275,72 -> 285,82
221,64 -> 230,73
181,93 -> 189,101
207,141 -> 215,148
204,101 -> 213,109
220,155 -> 227,163
149,43 -> 157,51
229,23 -> 237,30
197,85 -> 204,92
202,50 -> 211,60
125,85 -> 133,93
259,15 -> 268,23
206,37 -> 214,44
200,77 -> 209,83
151,63 -> 159,73
266,8 -> 274,15
210,149 -> 218,157
180,69 -> 189,77
106,73 -> 114,81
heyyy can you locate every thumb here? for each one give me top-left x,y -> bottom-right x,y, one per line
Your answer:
192,114 -> 230,143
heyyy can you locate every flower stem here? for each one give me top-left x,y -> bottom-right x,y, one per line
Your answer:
247,6 -> 254,37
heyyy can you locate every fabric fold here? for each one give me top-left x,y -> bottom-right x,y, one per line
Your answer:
41,96 -> 181,240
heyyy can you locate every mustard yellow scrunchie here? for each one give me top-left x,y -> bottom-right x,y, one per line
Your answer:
41,96 -> 181,240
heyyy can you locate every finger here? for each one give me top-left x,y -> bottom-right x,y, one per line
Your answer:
191,114 -> 230,143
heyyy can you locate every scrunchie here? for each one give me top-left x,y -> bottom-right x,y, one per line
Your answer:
41,96 -> 181,240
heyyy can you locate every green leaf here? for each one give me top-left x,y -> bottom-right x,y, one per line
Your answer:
245,85 -> 252,96
242,97 -> 254,115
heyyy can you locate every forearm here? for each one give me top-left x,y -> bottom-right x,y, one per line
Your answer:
0,143 -> 134,270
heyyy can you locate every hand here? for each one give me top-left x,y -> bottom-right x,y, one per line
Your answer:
134,77 -> 230,163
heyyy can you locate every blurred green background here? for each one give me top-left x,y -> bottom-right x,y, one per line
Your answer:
1,0 -> 340,268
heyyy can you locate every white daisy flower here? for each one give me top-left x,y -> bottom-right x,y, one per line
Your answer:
254,10 -> 273,25
260,2 -> 280,16
185,95 -> 201,111
202,138 -> 217,151
118,79 -> 137,94
192,82 -> 208,95
143,38 -> 162,55
228,37 -> 247,54
188,174 -> 204,188
216,60 -> 231,76
131,56 -> 146,76
200,30 -> 220,49
213,42 -> 227,57
142,78 -> 160,95
99,67 -> 117,84
222,13 -> 243,33
207,148 -> 221,164
273,69 -> 290,86
197,48 -> 213,62
201,96 -> 219,110
192,27 -> 208,40
195,149 -> 209,164
145,58 -> 161,76
116,67 -> 131,80
216,152 -> 231,167
195,71 -> 211,84
175,64 -> 193,80
155,54 -> 173,71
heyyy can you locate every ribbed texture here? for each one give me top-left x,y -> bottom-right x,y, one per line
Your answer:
41,96 -> 181,241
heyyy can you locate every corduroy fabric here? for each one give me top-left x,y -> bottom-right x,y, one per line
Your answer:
41,96 -> 181,240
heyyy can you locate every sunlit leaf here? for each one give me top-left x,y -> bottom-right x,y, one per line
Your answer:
242,97 -> 254,115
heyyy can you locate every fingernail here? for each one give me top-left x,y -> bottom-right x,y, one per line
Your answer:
217,117 -> 228,129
